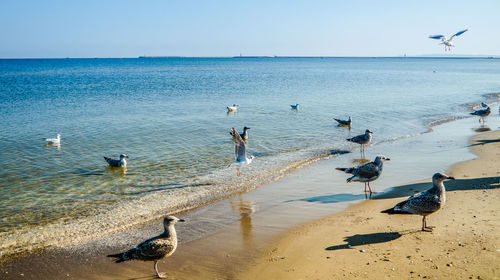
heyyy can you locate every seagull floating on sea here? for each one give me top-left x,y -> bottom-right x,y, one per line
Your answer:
290,104 -> 299,110
470,104 -> 491,123
334,116 -> 352,126
104,154 -> 129,168
230,127 -> 255,176
108,216 -> 185,279
336,155 -> 390,194
227,104 -> 239,112
44,134 -> 61,145
428,29 -> 468,51
382,173 -> 455,232
346,129 -> 372,158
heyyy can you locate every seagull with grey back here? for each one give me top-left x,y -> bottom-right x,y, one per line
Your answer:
104,154 -> 129,168
290,104 -> 299,110
336,155 -> 390,194
381,173 -> 455,232
346,129 -> 372,157
334,116 -> 352,126
230,127 -> 255,176
107,216 -> 185,278
239,126 -> 251,141
470,103 -> 491,123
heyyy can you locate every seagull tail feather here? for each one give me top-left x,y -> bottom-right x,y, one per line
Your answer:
107,253 -> 128,263
381,207 -> 411,215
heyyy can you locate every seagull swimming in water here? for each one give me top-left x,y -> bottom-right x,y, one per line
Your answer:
470,104 -> 491,123
230,127 -> 255,176
346,129 -> 372,158
104,154 -> 129,168
336,155 -> 390,194
108,216 -> 185,278
428,29 -> 468,51
334,116 -> 352,126
44,134 -> 61,145
381,173 -> 455,232
227,104 -> 239,112
290,104 -> 299,110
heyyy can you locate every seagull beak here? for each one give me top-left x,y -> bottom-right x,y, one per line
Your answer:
386,158 -> 391,161
446,176 -> 455,180
177,219 -> 185,222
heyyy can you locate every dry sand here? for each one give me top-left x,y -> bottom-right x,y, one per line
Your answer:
239,130 -> 500,280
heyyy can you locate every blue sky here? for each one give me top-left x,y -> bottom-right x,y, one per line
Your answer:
1,0 -> 498,58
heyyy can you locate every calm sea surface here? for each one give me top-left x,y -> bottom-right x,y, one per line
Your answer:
1,57 -> 499,256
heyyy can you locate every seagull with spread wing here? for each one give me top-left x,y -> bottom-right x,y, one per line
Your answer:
230,127 -> 255,176
429,29 -> 468,51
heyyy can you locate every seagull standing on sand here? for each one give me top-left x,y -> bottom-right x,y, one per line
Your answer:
336,155 -> 390,194
104,154 -> 129,168
346,129 -> 372,157
382,173 -> 455,232
334,116 -> 352,126
227,104 -> 239,112
470,104 -> 491,123
108,216 -> 185,279
44,134 -> 61,145
428,29 -> 468,51
230,127 -> 255,176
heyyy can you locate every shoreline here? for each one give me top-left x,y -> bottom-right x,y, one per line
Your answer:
0,116 -> 499,279
238,129 -> 500,280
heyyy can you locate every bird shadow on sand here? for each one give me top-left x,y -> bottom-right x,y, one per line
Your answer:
325,230 -> 418,251
372,176 -> 500,200
467,138 -> 500,147
286,193 -> 369,204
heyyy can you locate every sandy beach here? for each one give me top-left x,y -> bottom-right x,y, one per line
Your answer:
239,130 -> 500,280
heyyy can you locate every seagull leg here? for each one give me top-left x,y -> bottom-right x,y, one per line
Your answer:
363,182 -> 368,193
154,261 -> 167,278
237,167 -> 241,177
422,216 -> 433,232
367,182 -> 377,194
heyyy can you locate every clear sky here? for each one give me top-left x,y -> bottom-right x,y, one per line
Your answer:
1,0 -> 498,58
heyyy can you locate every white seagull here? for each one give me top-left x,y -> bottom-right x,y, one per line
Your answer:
470,104 -> 491,123
44,134 -> 61,145
428,29 -> 468,51
230,127 -> 255,176
227,104 -> 239,112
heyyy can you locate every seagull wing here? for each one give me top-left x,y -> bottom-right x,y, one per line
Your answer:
230,128 -> 247,162
394,190 -> 440,215
450,29 -> 468,40
428,34 -> 445,40
353,162 -> 379,178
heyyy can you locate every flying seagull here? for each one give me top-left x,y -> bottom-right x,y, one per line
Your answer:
108,216 -> 185,278
347,129 -> 372,158
336,155 -> 390,194
230,127 -> 255,176
382,173 -> 454,232
334,116 -> 352,126
470,104 -> 491,123
429,29 -> 468,51
44,134 -> 61,145
104,154 -> 129,168
228,126 -> 251,141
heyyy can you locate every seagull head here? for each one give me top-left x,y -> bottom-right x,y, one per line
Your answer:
163,215 -> 185,227
243,126 -> 250,130
432,172 -> 455,184
481,102 -> 488,108
365,129 -> 373,135
374,155 -> 390,162
119,154 -> 129,159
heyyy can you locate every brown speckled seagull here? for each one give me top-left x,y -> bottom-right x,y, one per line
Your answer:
107,216 -> 185,278
381,173 -> 455,232
336,155 -> 390,194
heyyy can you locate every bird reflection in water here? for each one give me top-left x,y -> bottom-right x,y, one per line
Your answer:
230,195 -> 257,245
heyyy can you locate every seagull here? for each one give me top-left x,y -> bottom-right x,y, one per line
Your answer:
104,154 -> 129,168
290,104 -> 299,109
470,105 -> 491,123
107,216 -> 185,278
227,104 -> 239,112
336,155 -> 390,194
346,129 -> 372,157
230,127 -> 255,176
429,29 -> 468,51
381,173 -> 455,232
239,126 -> 250,141
334,116 -> 352,126
44,134 -> 61,145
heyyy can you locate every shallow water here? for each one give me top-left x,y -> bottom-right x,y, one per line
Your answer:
0,57 -> 499,257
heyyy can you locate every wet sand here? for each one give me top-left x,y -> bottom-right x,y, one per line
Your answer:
239,129 -> 500,280
0,117 -> 498,279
